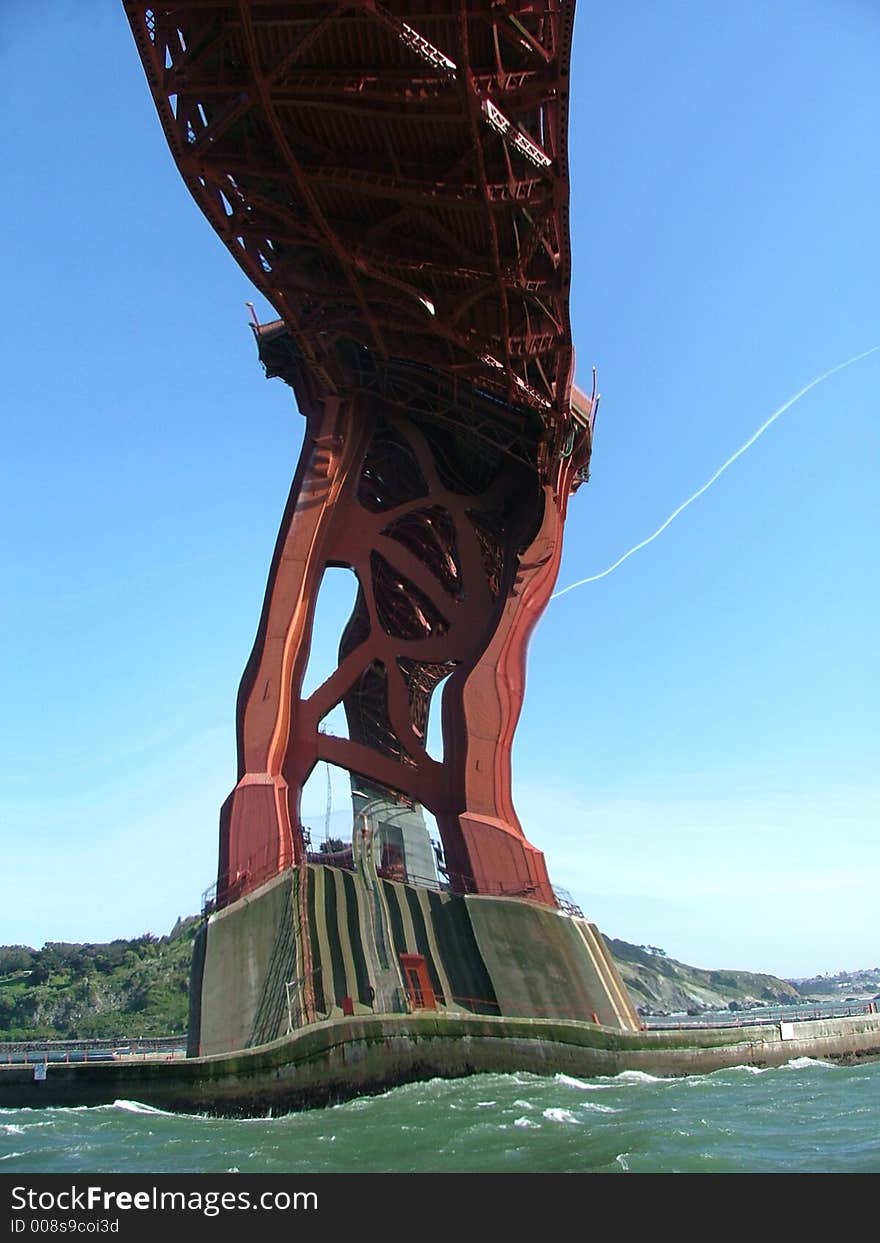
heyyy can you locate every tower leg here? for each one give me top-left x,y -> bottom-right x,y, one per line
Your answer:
218,385 -> 586,909
217,396 -> 371,903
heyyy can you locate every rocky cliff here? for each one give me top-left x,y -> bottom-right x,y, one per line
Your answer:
606,939 -> 801,1014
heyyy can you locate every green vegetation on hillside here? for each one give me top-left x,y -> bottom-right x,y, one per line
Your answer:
0,918 -> 198,1041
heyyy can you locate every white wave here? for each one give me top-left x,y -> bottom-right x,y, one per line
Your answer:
2,1106 -> 88,1116
514,1116 -> 540,1129
107,1099 -> 176,1116
782,1057 -> 836,1070
554,1073 -> 610,1091
542,1107 -> 579,1124
580,1102 -> 619,1114
0,1151 -> 25,1161
614,1070 -> 667,1084
3,1124 -> 25,1135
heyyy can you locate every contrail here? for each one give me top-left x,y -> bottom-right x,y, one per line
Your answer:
552,343 -> 880,600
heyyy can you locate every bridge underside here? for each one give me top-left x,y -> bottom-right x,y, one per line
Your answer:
124,2 -> 595,910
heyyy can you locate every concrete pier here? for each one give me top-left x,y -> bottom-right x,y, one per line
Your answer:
190,866 -> 641,1057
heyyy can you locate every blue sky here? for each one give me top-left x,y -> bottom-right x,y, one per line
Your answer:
1,2 -> 877,978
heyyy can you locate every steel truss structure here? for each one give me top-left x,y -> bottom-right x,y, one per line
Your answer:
125,0 -> 594,911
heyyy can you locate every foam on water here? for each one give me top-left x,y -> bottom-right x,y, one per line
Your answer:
105,1099 -> 176,1115
554,1073 -> 610,1092
2,1060 -> 878,1173
542,1108 -> 579,1124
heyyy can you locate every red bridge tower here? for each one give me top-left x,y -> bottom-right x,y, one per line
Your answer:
125,1 -> 595,912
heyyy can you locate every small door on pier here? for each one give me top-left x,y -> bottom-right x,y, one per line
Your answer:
399,953 -> 436,1010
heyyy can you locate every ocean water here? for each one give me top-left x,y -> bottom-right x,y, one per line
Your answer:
2,1059 -> 878,1174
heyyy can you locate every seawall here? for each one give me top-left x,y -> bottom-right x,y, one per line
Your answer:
3,1011 -> 879,1117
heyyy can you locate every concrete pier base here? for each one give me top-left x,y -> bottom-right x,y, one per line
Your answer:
190,865 -> 641,1057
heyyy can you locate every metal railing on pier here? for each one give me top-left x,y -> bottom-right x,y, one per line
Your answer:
0,1035 -> 187,1066
644,1003 -> 879,1031
201,848 -> 583,913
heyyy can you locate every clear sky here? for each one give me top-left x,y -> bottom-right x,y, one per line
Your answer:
1,2 -> 877,979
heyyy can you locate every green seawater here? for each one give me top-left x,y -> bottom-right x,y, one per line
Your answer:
2,1060 -> 878,1174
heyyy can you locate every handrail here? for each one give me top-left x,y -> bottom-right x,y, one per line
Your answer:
202,847 -> 577,913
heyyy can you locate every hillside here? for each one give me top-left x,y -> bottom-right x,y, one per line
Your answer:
0,918 -> 198,1041
0,920 -> 856,1041
606,939 -> 801,1015
789,966 -> 880,1001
